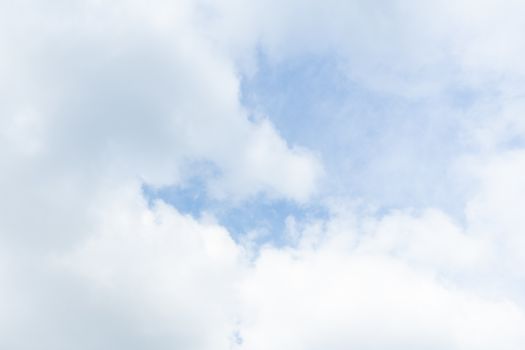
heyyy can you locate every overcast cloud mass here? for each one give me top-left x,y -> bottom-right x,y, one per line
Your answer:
1,0 -> 525,349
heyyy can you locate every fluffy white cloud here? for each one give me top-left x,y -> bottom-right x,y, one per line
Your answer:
32,186 -> 523,349
464,150 -> 525,289
205,0 -> 525,97
238,248 -> 525,350
234,197 -> 525,349
0,0 -> 321,201
0,1 -> 320,347
56,183 -> 245,350
0,181 -> 513,350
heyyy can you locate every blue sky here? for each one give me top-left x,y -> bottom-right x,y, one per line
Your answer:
240,52 -> 469,210
149,51 -> 474,237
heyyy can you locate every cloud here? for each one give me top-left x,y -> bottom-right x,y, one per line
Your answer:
31,184 -> 524,349
239,248 -> 525,350
1,0 -> 525,349
207,0 -> 525,97
465,149 -> 525,285
1,180 -> 514,350
0,1 -> 320,346
0,0 -> 321,202
55,183 -> 244,350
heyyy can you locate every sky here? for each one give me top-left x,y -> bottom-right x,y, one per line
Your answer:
1,0 -> 525,349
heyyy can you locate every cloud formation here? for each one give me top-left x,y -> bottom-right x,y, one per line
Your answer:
1,0 -> 525,349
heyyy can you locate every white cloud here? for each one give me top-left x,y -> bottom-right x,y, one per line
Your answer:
205,0 -> 525,97
0,1 -> 321,346
57,183 -> 245,350
211,118 -> 323,201
238,248 -> 525,350
465,149 -> 525,285
51,188 -> 525,350
0,0 -> 321,202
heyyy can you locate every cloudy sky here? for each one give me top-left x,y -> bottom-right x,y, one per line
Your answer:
2,0 -> 525,349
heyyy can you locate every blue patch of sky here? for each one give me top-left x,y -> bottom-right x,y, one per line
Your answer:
145,51 -> 486,238
503,134 -> 525,150
240,51 -> 482,218
142,180 -> 329,245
